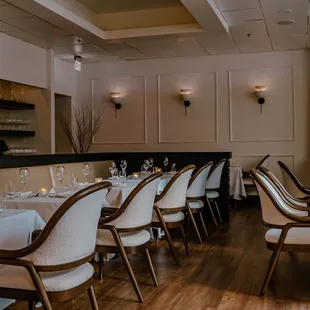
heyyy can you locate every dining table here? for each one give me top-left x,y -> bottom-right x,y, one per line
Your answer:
0,209 -> 45,309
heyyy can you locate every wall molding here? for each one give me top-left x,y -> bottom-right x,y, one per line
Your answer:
157,72 -> 219,144
91,76 -> 147,144
228,66 -> 296,142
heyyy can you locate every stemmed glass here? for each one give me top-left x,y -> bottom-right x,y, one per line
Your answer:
82,163 -> 91,183
163,157 -> 169,173
56,166 -> 65,185
19,168 -> 29,193
0,188 -> 4,216
109,162 -> 117,178
143,159 -> 150,173
149,158 -> 154,172
120,160 -> 127,172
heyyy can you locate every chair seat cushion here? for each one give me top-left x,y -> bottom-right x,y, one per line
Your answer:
243,177 -> 254,185
0,263 -> 93,292
206,191 -> 219,199
152,211 -> 185,223
265,228 -> 310,245
188,201 -> 204,209
96,229 -> 151,247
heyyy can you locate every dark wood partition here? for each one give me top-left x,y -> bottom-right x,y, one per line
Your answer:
0,151 -> 231,219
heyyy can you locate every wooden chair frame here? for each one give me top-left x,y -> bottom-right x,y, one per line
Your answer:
152,165 -> 195,265
250,169 -> 310,296
96,172 -> 163,303
186,162 -> 213,243
0,182 -> 111,310
278,161 -> 310,197
206,158 -> 227,224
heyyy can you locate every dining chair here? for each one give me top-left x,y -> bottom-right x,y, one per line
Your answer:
186,162 -> 213,243
250,168 -> 310,297
96,172 -> 163,303
278,161 -> 310,199
152,165 -> 195,266
0,182 -> 111,310
205,159 -> 226,225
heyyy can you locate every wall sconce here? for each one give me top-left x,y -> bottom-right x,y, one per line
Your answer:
180,89 -> 191,116
254,85 -> 267,114
110,92 -> 122,118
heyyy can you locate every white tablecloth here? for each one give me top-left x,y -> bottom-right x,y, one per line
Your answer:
230,166 -> 246,200
0,209 -> 45,309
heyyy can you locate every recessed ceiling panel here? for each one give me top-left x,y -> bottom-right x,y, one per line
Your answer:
77,0 -> 182,13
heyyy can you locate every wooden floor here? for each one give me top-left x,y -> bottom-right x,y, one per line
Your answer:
7,202 -> 310,310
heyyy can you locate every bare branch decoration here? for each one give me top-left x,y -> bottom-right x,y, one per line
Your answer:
57,104 -> 103,153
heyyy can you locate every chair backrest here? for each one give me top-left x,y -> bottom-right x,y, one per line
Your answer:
24,182 -> 111,267
187,162 -> 213,198
256,154 -> 270,169
278,161 -> 308,199
107,173 -> 162,230
206,159 -> 226,190
155,165 -> 196,210
250,169 -> 307,227
259,166 -> 307,208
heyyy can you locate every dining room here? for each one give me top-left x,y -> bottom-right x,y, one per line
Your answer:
0,0 -> 310,309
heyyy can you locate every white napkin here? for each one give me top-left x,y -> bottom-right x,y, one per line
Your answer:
14,191 -> 33,198
55,191 -> 75,198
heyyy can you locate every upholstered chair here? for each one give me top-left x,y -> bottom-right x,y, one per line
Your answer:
250,169 -> 310,297
152,165 -> 195,266
205,159 -> 226,225
96,172 -> 163,303
278,161 -> 310,199
186,162 -> 213,243
0,182 -> 111,310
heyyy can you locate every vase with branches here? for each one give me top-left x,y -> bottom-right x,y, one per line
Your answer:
57,104 -> 103,154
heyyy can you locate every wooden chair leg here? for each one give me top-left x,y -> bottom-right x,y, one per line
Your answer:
111,229 -> 144,303
145,249 -> 158,287
186,202 -> 203,244
154,207 -> 180,265
260,247 -> 282,296
28,301 -> 35,310
88,285 -> 99,310
199,212 -> 208,237
180,225 -> 191,257
98,252 -> 104,281
214,201 -> 223,223
206,198 -> 218,227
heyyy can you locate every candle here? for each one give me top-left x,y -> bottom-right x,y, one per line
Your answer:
95,177 -> 103,183
132,172 -> 139,179
39,187 -> 48,197
155,167 -> 162,172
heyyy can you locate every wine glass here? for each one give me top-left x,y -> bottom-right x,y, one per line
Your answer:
149,158 -> 154,172
171,163 -> 176,173
120,160 -> 127,172
0,188 -> 4,216
82,163 -> 91,183
19,168 -> 29,194
71,173 -> 78,186
163,157 -> 169,173
5,181 -> 15,199
56,166 -> 65,185
109,162 -> 116,178
144,159 -> 150,171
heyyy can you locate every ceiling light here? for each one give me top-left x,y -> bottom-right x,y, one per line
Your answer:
277,9 -> 292,14
277,20 -> 295,25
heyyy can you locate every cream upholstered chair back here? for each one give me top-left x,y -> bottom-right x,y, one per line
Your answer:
278,161 -> 309,199
108,173 -> 162,229
206,159 -> 226,190
49,160 -> 113,187
187,162 -> 213,198
24,182 -> 110,267
155,165 -> 195,210
250,169 -> 307,227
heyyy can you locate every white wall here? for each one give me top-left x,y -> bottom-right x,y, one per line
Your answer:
76,50 -> 310,182
0,33 -> 47,88
54,57 -> 76,96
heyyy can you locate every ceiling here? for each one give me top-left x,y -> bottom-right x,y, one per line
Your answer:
76,0 -> 183,14
0,0 -> 309,64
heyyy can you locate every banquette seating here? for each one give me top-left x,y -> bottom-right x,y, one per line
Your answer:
0,160 -> 113,191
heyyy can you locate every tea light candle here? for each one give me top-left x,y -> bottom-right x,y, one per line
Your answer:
95,177 -> 103,183
132,172 -> 139,179
155,167 -> 162,172
39,187 -> 48,197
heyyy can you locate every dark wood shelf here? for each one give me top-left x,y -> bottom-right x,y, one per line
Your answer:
0,130 -> 35,137
0,100 -> 35,110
